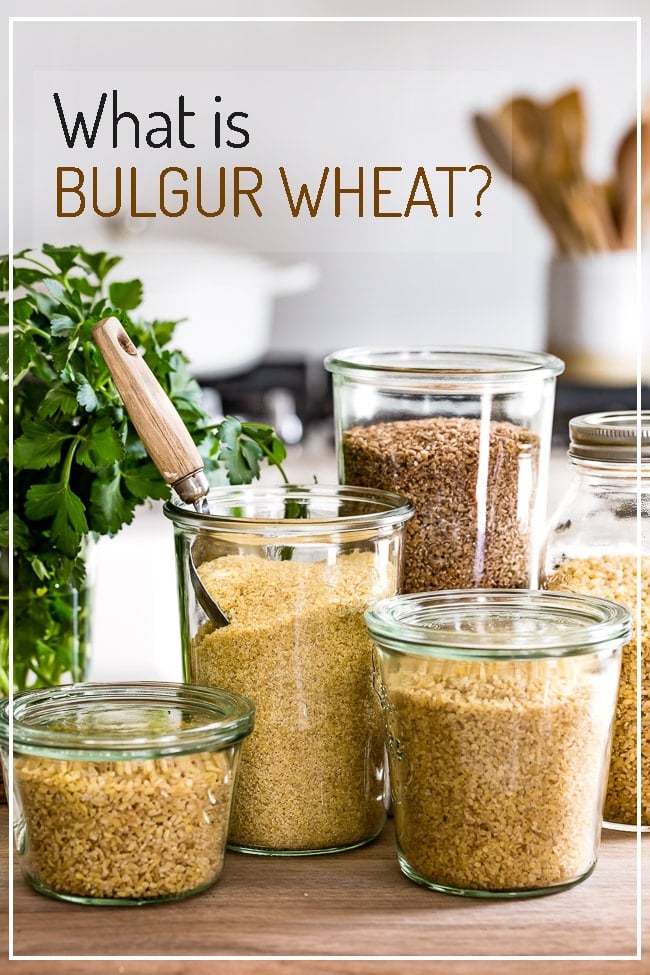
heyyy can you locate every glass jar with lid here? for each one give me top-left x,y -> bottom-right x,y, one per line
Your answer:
164,483 -> 414,855
365,589 -> 630,897
543,410 -> 649,830
0,682 -> 255,904
324,347 -> 564,593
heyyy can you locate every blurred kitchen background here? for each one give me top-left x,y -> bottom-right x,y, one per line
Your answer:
8,8 -> 650,678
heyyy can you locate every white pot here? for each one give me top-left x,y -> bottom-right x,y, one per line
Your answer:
105,236 -> 318,378
546,251 -> 648,386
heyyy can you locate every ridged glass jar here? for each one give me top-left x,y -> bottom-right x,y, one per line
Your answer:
366,589 -> 630,898
0,682 -> 254,905
325,347 -> 563,592
164,484 -> 414,855
544,410 -> 650,830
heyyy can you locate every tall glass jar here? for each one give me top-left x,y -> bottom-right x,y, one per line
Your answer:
325,347 -> 563,592
366,589 -> 630,898
543,411 -> 649,830
164,484 -> 414,855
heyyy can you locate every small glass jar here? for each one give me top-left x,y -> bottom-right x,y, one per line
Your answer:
366,589 -> 630,898
0,682 -> 254,905
544,411 -> 650,830
164,484 -> 413,855
324,347 -> 563,592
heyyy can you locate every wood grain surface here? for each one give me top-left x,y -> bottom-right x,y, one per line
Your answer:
2,806 -> 648,973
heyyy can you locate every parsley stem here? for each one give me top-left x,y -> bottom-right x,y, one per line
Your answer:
61,438 -> 80,486
21,255 -> 60,277
255,441 -> 290,484
29,662 -> 54,685
23,323 -> 51,341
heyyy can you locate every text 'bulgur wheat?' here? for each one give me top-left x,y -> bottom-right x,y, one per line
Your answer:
342,416 -> 539,592
192,549 -> 395,852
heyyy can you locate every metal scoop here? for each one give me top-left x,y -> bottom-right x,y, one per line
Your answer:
187,504 -> 230,629
92,316 -> 229,628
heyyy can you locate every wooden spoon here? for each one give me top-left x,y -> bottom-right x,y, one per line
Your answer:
544,89 -> 618,250
615,116 -> 650,248
545,89 -> 585,179
92,316 -> 229,630
473,107 -> 573,251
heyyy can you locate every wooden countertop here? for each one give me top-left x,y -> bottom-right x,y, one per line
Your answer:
2,805 -> 648,974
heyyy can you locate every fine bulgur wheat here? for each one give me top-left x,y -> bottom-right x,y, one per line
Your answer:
546,554 -> 650,827
192,550 -> 393,852
14,750 -> 236,901
342,416 -> 539,592
384,661 -> 612,892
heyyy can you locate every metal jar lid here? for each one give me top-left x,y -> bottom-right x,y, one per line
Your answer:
569,411 -> 650,462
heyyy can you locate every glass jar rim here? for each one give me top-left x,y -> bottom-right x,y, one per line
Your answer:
1,682 -> 255,759
163,483 -> 414,534
365,589 -> 631,659
324,346 -> 564,387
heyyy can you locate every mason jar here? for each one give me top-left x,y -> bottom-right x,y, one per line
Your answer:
366,589 -> 630,898
544,410 -> 649,830
324,347 -> 564,593
0,682 -> 254,905
164,484 -> 414,855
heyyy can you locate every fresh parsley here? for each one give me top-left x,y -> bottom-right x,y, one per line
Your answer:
2,244 -> 289,692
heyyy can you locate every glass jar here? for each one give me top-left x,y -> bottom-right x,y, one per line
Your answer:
2,538 -> 95,694
164,484 -> 414,855
324,347 -> 564,593
543,410 -> 649,830
0,682 -> 254,904
366,589 -> 630,898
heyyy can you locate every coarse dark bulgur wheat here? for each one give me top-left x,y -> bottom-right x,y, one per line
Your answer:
342,416 -> 539,592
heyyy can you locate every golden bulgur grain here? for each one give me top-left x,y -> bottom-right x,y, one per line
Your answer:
342,416 -> 539,592
546,555 -> 649,827
15,749 -> 236,900
383,660 -> 613,892
192,549 -> 394,852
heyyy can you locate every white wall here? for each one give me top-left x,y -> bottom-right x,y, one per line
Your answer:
6,2 -> 647,361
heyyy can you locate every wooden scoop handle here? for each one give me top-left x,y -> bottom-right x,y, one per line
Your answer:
92,316 -> 208,502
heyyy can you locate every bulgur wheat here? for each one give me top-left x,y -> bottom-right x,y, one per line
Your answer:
546,555 -> 649,827
14,750 -> 236,901
192,550 -> 394,852
383,661 -> 613,892
342,416 -> 539,592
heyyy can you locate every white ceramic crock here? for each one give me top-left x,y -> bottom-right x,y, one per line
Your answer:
546,250 -> 648,386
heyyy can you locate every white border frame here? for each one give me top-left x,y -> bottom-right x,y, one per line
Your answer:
6,12 -> 644,965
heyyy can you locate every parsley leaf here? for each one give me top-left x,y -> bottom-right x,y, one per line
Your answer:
76,416 -> 124,469
89,469 -> 137,534
38,385 -> 79,419
108,278 -> 143,311
75,379 -> 98,412
13,420 -> 73,469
